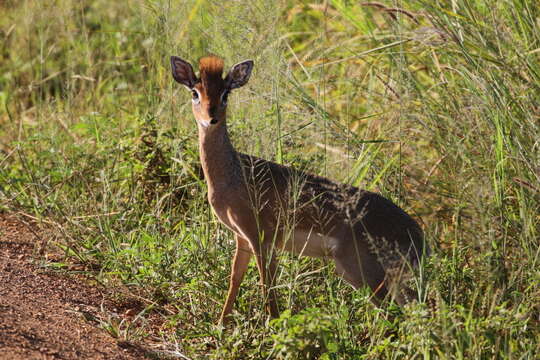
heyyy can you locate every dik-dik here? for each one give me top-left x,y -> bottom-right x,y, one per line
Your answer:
170,55 -> 428,324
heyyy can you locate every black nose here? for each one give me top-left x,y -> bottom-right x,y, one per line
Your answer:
210,118 -> 218,124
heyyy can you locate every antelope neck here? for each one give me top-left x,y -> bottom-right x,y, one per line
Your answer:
198,123 -> 243,190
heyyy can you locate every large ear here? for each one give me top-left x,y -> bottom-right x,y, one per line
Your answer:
170,56 -> 197,88
224,60 -> 254,90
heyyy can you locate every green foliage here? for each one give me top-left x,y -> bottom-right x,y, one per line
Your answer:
269,308 -> 358,360
1,0 -> 538,358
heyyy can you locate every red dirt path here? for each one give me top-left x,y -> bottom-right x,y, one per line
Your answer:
0,214 -> 152,359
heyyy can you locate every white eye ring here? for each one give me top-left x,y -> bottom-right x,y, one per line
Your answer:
221,90 -> 229,106
191,89 -> 201,104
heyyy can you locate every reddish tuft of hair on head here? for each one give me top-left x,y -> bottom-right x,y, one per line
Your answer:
199,55 -> 224,89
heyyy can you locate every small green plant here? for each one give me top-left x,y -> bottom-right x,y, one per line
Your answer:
269,309 -> 340,359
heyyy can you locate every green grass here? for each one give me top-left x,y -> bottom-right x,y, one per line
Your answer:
1,0 -> 539,358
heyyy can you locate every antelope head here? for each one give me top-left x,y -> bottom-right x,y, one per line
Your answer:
170,55 -> 253,129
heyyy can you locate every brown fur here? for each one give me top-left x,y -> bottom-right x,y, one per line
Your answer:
174,55 -> 429,325
199,55 -> 225,90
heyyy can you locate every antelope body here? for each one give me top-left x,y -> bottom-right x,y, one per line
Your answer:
170,55 -> 428,324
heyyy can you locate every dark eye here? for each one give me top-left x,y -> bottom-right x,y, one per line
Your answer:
191,89 -> 200,104
221,90 -> 229,106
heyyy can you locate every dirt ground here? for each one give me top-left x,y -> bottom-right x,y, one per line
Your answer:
0,213 -> 155,359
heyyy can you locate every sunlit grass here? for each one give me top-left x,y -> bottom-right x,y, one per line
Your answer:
1,0 -> 538,358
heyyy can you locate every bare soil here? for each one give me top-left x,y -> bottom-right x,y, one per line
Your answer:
0,213 -> 153,359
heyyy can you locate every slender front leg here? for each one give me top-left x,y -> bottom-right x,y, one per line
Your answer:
219,235 -> 252,324
253,242 -> 280,318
